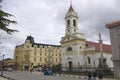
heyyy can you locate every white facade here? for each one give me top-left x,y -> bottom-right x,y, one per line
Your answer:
60,4 -> 113,69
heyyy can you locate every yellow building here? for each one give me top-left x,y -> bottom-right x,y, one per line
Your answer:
14,36 -> 61,70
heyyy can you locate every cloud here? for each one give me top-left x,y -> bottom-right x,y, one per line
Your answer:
0,0 -> 120,58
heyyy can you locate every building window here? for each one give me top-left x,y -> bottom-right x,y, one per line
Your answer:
118,29 -> 120,35
67,20 -> 70,26
56,53 -> 57,56
45,52 -> 47,56
34,57 -> 36,62
56,58 -> 58,62
74,29 -> 76,32
37,45 -> 39,48
26,46 -> 29,48
40,52 -> 42,56
52,58 -> 54,62
34,52 -> 36,56
67,47 -> 72,51
34,46 -> 37,56
15,56 -> 18,59
86,44 -> 88,47
68,37 -> 69,40
52,52 -> 54,56
40,57 -> 42,61
73,19 -> 76,26
45,58 -> 47,62
87,56 -> 91,64
68,30 -> 70,32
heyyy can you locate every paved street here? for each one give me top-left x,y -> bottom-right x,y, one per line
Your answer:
1,71 -> 85,80
0,71 -> 116,80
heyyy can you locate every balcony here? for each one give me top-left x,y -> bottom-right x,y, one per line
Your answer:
84,46 -> 95,52
66,51 -> 73,55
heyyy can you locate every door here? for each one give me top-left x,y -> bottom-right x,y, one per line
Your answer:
68,61 -> 72,72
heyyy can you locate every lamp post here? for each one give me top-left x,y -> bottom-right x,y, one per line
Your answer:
1,54 -> 5,76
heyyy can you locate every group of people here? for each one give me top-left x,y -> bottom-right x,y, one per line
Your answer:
88,72 -> 103,80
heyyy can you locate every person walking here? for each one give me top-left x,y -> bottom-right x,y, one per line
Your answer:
88,72 -> 92,80
98,73 -> 103,80
93,72 -> 97,80
30,68 -> 33,73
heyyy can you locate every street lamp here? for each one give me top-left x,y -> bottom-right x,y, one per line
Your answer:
1,54 -> 5,76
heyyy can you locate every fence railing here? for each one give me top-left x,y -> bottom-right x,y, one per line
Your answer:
42,66 -> 114,77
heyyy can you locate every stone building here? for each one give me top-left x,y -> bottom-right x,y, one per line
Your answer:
3,58 -> 14,68
0,58 -> 14,69
60,4 -> 113,70
106,20 -> 120,79
14,36 -> 61,70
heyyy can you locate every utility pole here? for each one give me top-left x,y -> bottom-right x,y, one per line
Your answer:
1,54 -> 4,76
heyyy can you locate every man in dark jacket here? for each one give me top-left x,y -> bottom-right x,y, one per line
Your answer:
98,73 -> 103,80
93,72 -> 97,80
88,72 -> 92,80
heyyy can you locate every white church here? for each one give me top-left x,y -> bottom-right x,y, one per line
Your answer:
60,4 -> 113,69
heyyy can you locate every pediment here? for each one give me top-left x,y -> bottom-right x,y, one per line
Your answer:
60,34 -> 85,44
60,35 -> 74,43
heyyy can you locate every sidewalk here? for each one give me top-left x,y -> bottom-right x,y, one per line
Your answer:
0,77 -> 7,80
32,71 -> 116,80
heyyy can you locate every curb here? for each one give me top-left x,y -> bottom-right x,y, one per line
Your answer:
32,72 -> 116,80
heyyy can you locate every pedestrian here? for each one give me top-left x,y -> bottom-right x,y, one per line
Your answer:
93,72 -> 97,80
88,72 -> 92,80
30,68 -> 33,73
98,73 -> 103,80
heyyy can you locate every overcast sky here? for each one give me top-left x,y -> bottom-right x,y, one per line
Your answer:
0,0 -> 120,59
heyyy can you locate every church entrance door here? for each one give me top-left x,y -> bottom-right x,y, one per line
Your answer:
68,61 -> 72,72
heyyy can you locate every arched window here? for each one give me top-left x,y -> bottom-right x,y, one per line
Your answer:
67,47 -> 72,51
87,56 -> 91,64
67,20 -> 70,26
73,19 -> 76,26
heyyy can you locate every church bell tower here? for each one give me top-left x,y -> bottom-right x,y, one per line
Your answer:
60,3 -> 86,68
65,4 -> 79,36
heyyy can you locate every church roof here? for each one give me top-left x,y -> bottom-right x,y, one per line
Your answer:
68,4 -> 75,12
106,20 -> 120,28
33,43 -> 61,47
86,41 -> 111,53
25,36 -> 35,43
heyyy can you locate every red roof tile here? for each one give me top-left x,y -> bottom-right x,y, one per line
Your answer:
86,41 -> 111,53
106,20 -> 120,28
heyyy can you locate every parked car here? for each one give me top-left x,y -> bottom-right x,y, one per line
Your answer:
7,68 -> 13,72
44,70 -> 53,75
36,67 -> 42,72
